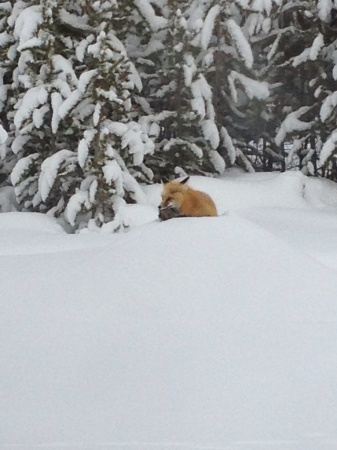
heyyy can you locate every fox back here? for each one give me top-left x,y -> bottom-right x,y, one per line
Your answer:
159,177 -> 217,219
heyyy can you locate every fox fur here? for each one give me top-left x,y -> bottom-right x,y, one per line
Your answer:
159,177 -> 217,220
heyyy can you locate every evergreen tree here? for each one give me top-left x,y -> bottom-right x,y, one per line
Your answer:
7,0 -> 154,230
134,0 -> 226,180
9,0 -> 82,213
0,1 -> 18,186
3,0 -> 337,230
64,0 -> 154,230
262,0 -> 337,178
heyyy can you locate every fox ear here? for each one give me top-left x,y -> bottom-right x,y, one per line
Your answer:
180,176 -> 190,185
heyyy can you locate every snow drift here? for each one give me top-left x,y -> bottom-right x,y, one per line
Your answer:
1,173 -> 337,450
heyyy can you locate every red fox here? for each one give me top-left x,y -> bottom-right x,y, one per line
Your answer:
158,177 -> 217,220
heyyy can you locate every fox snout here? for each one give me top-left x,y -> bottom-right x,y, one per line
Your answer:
158,203 -> 182,221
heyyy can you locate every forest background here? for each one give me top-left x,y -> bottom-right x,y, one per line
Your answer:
0,0 -> 337,231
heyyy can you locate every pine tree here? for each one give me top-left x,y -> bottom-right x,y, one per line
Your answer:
63,0 -> 154,230
134,0 -> 226,180
7,0 -> 154,230
9,0 -> 82,213
313,0 -> 337,180
261,1 -> 337,178
0,1 -> 18,186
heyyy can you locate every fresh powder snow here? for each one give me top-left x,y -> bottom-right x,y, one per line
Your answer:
2,173 -> 337,450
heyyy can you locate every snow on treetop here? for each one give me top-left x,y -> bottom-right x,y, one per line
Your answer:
226,19 -> 254,69
59,9 -> 93,32
65,189 -> 90,227
14,5 -> 43,45
320,91 -> 337,123
200,5 -> 220,51
292,48 -> 311,68
38,150 -> 75,202
52,55 -> 78,87
183,55 -> 197,87
317,0 -> 334,22
0,124 -> 7,145
251,0 -> 273,15
310,33 -> 324,60
209,149 -> 226,174
275,107 -> 315,146
11,135 -> 29,156
17,37 -> 44,53
221,126 -> 236,165
320,130 -> 337,166
78,70 -> 97,94
163,138 -> 203,159
57,90 -> 82,121
14,86 -> 48,130
103,160 -> 122,188
0,2 -> 11,13
127,61 -> 143,92
134,0 -> 168,31
78,129 -> 97,169
201,119 -> 220,150
228,71 -> 270,102
11,153 -> 39,187
191,75 -> 213,120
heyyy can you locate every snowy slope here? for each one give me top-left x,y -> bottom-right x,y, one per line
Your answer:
1,173 -> 337,450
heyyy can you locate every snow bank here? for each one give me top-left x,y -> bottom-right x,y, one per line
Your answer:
2,173 -> 337,449
144,172 -> 309,215
0,211 -> 65,234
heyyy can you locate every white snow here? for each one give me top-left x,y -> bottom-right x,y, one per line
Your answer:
320,91 -> 337,122
191,75 -> 214,120
11,153 -> 39,186
78,129 -> 96,169
57,89 -> 82,120
317,0 -> 333,22
0,123 -> 8,144
52,55 -> 78,87
78,69 -> 97,94
163,138 -> 203,158
134,0 -> 168,31
65,189 -> 91,227
11,135 -> 30,155
275,107 -> 314,146
200,5 -> 220,51
14,5 -> 43,46
183,55 -> 197,87
251,0 -> 273,14
200,119 -> 219,150
2,173 -> 337,449
220,126 -> 236,164
14,86 -> 48,129
292,48 -> 311,68
17,36 -> 44,52
38,149 -> 75,202
103,160 -> 122,186
208,149 -> 226,174
226,19 -> 254,69
309,33 -> 324,60
319,130 -> 337,165
228,71 -> 270,102
51,91 -> 63,134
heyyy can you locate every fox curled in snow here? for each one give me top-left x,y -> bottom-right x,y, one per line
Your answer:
158,177 -> 217,221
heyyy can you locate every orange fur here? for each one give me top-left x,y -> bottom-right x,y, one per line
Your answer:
160,178 -> 217,218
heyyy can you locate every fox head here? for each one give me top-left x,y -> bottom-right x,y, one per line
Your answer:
158,177 -> 189,220
160,177 -> 189,210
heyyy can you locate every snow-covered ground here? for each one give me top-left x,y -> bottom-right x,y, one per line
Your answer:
1,172 -> 337,450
